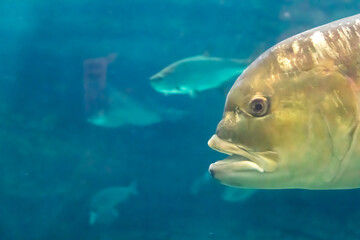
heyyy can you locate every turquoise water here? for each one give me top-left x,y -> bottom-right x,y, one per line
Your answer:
1,0 -> 360,239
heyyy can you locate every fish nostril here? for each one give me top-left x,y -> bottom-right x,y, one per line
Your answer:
215,119 -> 234,141
216,128 -> 233,141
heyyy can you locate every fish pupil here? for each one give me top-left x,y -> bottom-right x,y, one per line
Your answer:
254,103 -> 263,112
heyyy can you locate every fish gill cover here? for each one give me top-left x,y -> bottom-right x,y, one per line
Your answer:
1,0 -> 360,240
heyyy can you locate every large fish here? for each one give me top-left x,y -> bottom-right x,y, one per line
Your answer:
150,55 -> 248,97
208,14 -> 360,189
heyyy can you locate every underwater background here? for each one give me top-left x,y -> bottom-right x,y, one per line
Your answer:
2,0 -> 360,239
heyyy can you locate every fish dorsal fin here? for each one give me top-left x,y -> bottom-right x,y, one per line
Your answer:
189,90 -> 199,98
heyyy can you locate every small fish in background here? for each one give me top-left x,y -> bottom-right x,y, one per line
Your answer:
89,182 -> 138,225
221,187 -> 257,202
150,55 -> 249,97
84,55 -> 186,128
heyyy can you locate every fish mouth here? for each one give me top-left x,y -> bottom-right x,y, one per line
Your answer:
208,135 -> 278,174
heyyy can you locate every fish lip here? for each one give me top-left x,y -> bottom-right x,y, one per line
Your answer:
208,134 -> 278,173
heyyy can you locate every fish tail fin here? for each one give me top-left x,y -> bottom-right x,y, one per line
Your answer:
129,181 -> 138,195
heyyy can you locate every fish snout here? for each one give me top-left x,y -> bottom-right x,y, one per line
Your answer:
215,118 -> 236,141
149,74 -> 163,83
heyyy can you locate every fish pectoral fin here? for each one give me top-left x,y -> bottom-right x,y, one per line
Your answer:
189,90 -> 199,98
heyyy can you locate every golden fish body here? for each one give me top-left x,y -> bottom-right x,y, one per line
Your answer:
208,14 -> 360,189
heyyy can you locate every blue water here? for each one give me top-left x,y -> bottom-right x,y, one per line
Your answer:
1,0 -> 360,239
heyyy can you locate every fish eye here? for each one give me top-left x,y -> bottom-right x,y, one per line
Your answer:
249,96 -> 269,117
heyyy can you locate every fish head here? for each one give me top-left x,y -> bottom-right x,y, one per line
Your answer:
150,65 -> 184,94
149,72 -> 165,83
208,48 -> 358,189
